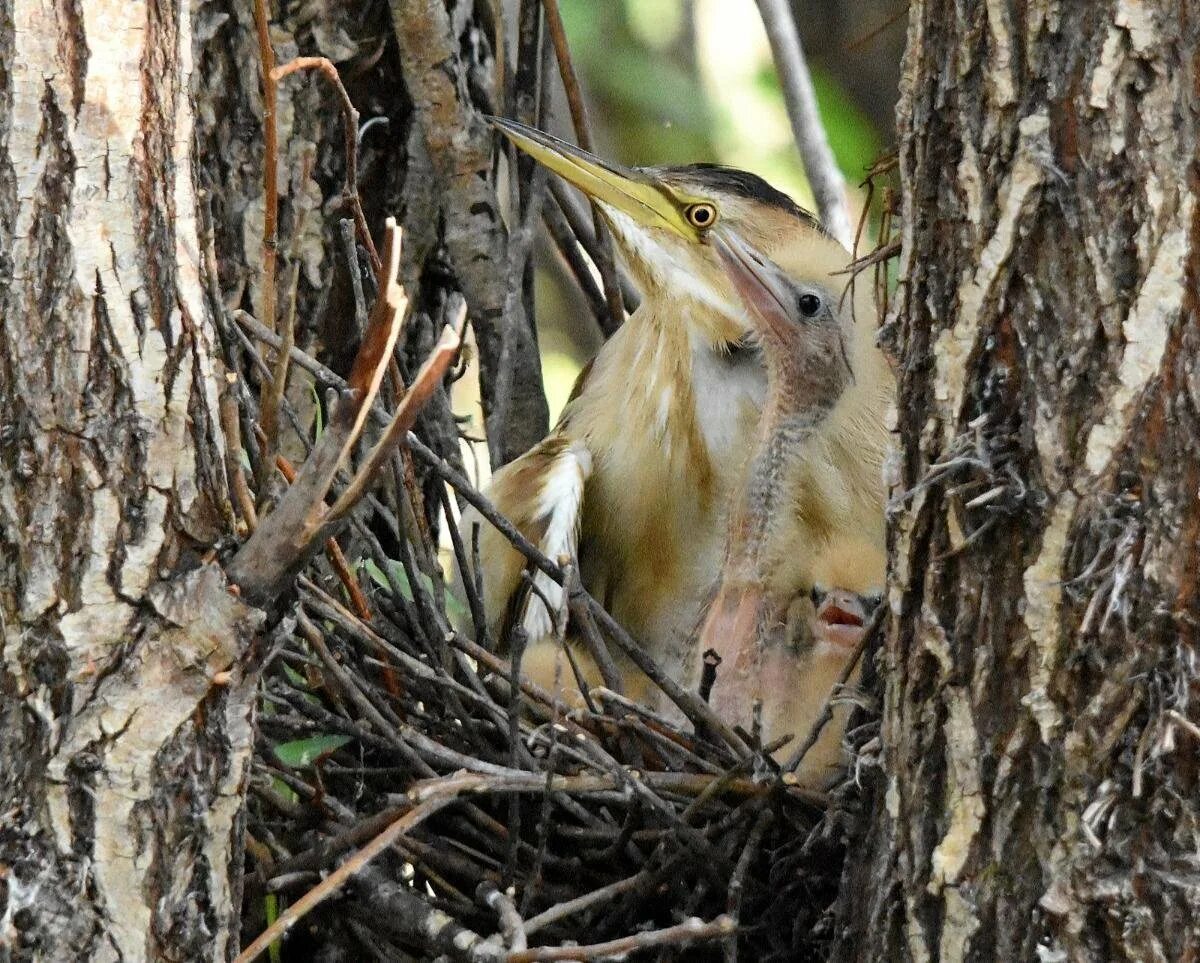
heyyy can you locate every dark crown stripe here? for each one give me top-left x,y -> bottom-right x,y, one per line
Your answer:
670,164 -> 825,233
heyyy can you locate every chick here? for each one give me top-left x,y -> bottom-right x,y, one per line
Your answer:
694,230 -> 885,786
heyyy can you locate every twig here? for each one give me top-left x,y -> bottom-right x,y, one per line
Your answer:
1167,709 -> 1200,744
339,218 -> 370,340
724,808 -> 773,963
252,0 -> 281,487
506,915 -> 736,962
541,0 -> 624,333
699,649 -> 721,704
405,769 -> 793,805
227,223 -> 407,603
265,439 -> 371,621
234,795 -> 456,963
233,311 -> 360,404
755,0 -> 854,249
219,380 -> 258,533
480,883 -> 529,951
521,873 -> 644,937
272,56 -> 381,273
326,306 -> 465,524
261,261 -> 300,496
547,180 -> 639,317
539,197 -> 609,328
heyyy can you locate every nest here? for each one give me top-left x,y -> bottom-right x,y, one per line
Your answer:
236,373 -> 877,961
226,27 -> 887,959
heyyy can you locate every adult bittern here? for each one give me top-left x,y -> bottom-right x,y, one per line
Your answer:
695,233 -> 884,785
470,119 -> 892,710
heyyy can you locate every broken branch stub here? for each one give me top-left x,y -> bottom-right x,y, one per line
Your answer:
226,221 -> 459,605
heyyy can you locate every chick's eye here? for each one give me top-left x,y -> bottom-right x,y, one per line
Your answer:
797,293 -> 823,317
685,203 -> 717,229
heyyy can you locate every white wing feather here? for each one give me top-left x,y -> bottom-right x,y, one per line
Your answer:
521,442 -> 592,641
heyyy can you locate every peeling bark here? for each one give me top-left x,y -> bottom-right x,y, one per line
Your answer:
837,3 -> 1200,960
0,1 -> 263,959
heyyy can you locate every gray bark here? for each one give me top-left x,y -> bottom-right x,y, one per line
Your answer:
836,3 -> 1200,960
0,1 -> 264,959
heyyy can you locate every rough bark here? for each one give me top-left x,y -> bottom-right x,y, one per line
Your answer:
0,1 -> 263,959
837,3 -> 1200,960
390,0 -> 550,468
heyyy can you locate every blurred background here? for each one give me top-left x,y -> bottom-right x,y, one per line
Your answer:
451,0 -> 906,484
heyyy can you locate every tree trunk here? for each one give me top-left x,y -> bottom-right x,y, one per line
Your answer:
0,2 -> 263,959
837,3 -> 1200,960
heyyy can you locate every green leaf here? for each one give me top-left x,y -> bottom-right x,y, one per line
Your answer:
358,556 -> 469,622
281,663 -> 308,689
264,893 -> 283,963
273,733 -> 352,768
271,776 -> 299,805
310,382 -> 324,439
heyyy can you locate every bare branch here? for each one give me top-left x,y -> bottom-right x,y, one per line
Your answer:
251,0 -> 281,487
272,56 -> 382,274
506,914 -> 736,962
755,0 -> 854,249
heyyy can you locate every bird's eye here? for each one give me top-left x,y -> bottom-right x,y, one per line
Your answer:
685,202 -> 717,229
797,293 -> 823,317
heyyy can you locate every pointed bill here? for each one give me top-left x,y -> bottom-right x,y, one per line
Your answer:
486,115 -> 699,240
710,229 -> 798,343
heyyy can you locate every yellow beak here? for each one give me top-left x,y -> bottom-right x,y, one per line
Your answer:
487,116 -> 701,242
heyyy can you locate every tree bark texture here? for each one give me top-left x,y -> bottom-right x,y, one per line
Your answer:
0,0 -> 555,956
837,3 -> 1200,961
0,1 -> 263,959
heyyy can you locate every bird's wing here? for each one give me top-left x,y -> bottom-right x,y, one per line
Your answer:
462,434 -> 593,643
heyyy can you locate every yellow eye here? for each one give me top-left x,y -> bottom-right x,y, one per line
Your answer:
684,202 -> 717,229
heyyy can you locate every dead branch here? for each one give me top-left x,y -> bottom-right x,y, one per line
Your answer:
271,56 -> 382,274
252,0 -> 281,486
226,222 -> 408,603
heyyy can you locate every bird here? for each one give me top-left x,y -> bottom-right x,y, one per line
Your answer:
693,231 -> 885,785
464,118 -> 893,715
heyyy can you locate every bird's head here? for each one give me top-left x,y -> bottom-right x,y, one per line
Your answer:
490,117 -> 853,346
709,229 -> 854,410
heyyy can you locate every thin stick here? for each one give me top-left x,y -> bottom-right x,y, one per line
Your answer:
522,873 -> 644,937
272,56 -> 382,274
219,382 -> 258,533
252,0 -> 280,487
265,438 -> 372,621
541,0 -> 624,332
326,309 -> 465,524
261,262 -> 300,489
507,915 -> 736,962
479,882 -> 528,951
755,0 -> 854,249
233,795 -> 455,963
405,769 -> 793,805
724,808 -> 773,963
